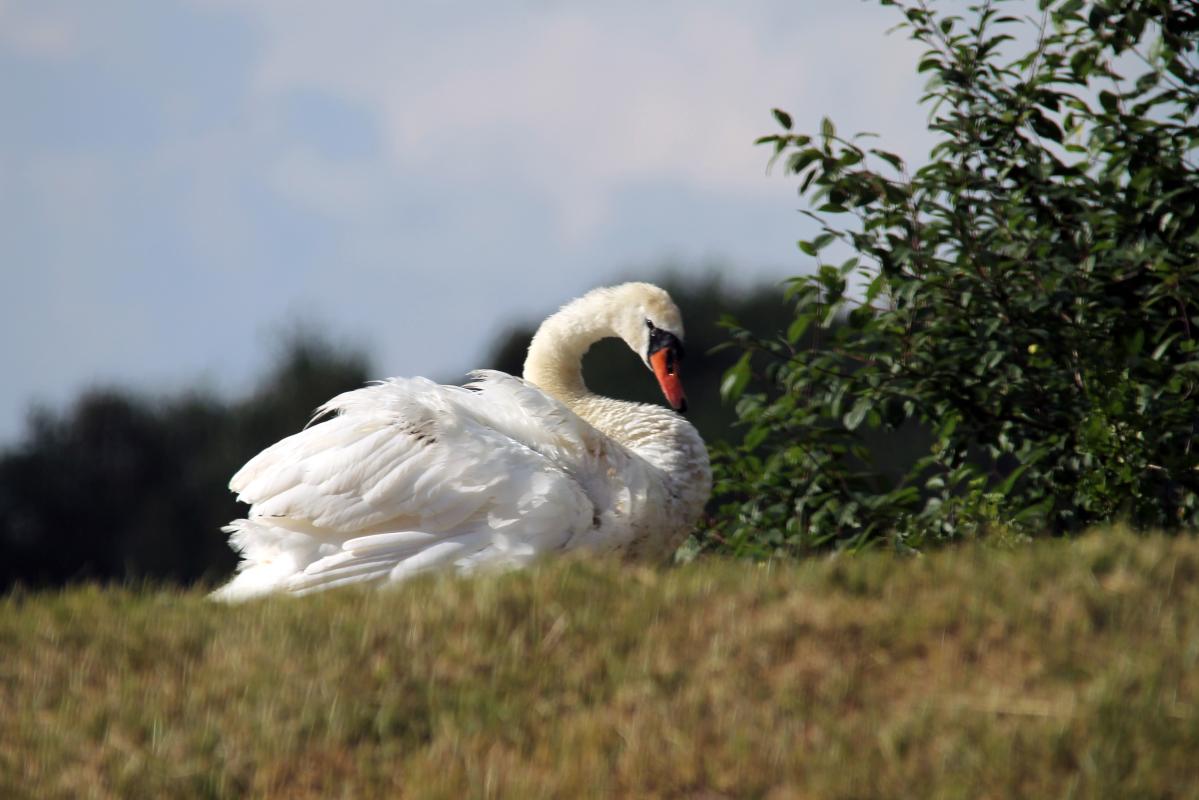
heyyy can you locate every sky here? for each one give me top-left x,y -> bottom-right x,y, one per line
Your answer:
0,0 -> 935,445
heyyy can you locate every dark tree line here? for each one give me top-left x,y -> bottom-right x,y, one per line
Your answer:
0,337 -> 370,588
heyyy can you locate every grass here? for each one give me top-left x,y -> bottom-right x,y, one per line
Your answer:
2,530 -> 1198,799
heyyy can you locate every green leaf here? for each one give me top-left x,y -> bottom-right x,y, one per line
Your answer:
812,233 -> 835,252
772,108 -> 793,130
743,425 -> 769,451
996,464 -> 1029,495
843,397 -> 872,431
786,149 -> 820,175
870,149 -> 905,171
863,274 -> 886,304
1151,333 -> 1180,361
787,315 -> 813,343
720,353 -> 753,403
1030,114 -> 1063,142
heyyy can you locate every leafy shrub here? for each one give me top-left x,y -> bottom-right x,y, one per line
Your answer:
705,0 -> 1199,557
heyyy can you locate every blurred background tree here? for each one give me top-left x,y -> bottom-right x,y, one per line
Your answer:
0,336 -> 370,588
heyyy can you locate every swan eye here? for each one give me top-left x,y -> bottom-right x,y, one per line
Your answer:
645,319 -> 656,330
646,326 -> 685,363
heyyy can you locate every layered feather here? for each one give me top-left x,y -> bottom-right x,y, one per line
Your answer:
213,373 -> 600,600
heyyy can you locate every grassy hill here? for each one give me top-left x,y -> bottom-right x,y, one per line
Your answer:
3,531 -> 1198,798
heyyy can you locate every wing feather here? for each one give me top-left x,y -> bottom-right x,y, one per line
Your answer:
214,374 -> 599,599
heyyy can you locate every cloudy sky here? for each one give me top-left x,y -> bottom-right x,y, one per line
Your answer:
1,0 -> 934,444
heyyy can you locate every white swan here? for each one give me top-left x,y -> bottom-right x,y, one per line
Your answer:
212,282 -> 711,600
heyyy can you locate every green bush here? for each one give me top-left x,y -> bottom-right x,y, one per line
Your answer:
705,0 -> 1199,557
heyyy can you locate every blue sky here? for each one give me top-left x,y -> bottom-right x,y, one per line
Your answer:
0,0 -> 934,443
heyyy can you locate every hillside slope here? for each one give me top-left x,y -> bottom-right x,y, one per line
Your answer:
3,532 -> 1197,798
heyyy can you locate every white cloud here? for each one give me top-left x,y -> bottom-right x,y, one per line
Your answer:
2,0 -> 936,442
268,146 -> 389,224
0,2 -> 82,60
202,1 -> 929,245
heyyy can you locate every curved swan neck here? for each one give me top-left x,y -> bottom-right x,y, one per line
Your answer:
522,290 -> 617,403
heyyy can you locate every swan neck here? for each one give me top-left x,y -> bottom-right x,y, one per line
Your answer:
522,293 -> 615,404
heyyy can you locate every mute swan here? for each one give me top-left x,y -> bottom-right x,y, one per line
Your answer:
212,282 -> 711,600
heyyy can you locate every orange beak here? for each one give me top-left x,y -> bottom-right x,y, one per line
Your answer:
650,348 -> 687,413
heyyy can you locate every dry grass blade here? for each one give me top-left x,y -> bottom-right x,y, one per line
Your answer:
1,530 -> 1197,798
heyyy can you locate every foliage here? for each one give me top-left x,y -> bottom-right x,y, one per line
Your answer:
3,531 -> 1198,798
0,335 -> 370,588
708,0 -> 1199,557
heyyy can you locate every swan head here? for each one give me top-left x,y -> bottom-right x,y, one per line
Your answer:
607,283 -> 689,413
525,282 -> 691,413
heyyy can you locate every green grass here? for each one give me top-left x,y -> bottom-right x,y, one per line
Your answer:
3,531 -> 1198,798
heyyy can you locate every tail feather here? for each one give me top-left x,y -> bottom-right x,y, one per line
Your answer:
209,519 -> 494,602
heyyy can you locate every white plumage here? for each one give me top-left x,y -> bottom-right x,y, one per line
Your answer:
212,283 -> 711,601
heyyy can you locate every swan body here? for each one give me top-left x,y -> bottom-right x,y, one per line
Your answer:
212,283 -> 710,601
